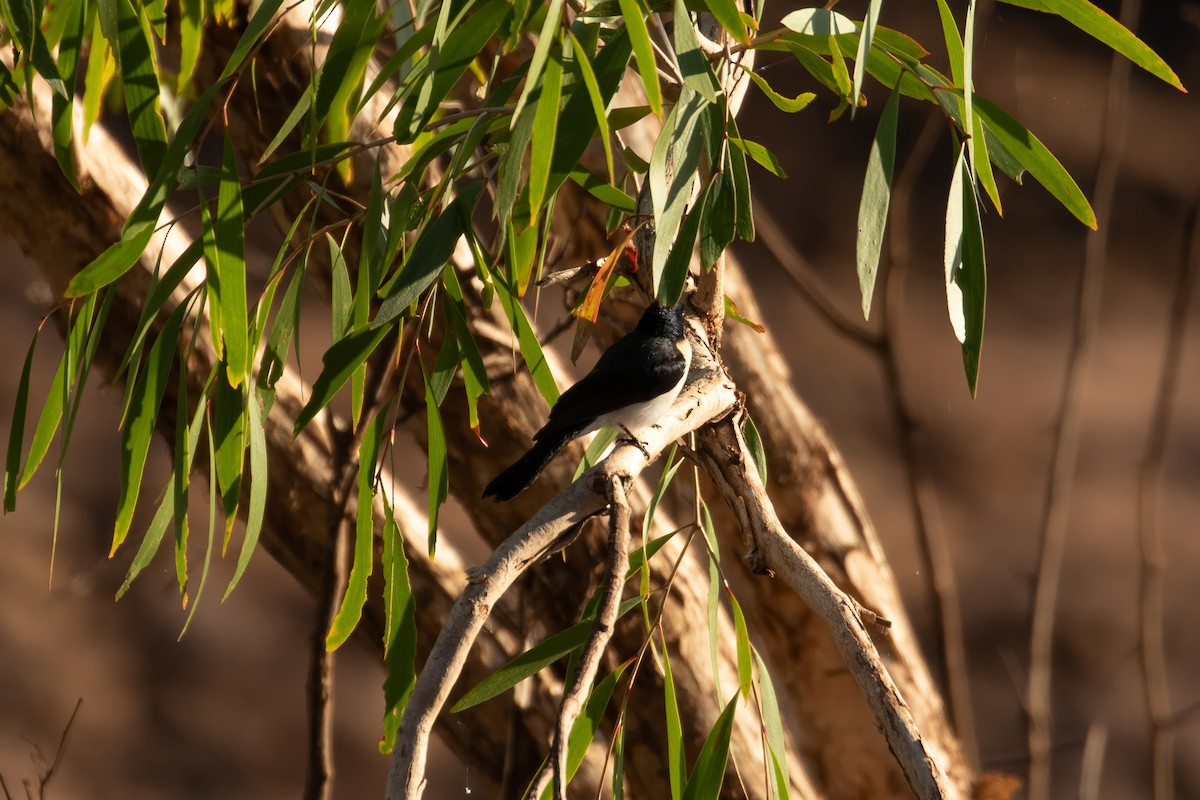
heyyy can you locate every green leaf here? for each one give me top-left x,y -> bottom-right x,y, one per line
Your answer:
728,590 -> 752,699
659,193 -> 703,307
851,0 -> 883,114
422,362 -> 448,555
66,80 -> 224,296
568,166 -> 637,212
211,369 -> 245,542
396,2 -> 511,141
294,324 -> 391,434
326,413 -> 383,646
311,0 -> 384,143
454,597 -> 641,713
16,340 -> 64,493
739,66 -> 815,113
663,641 -> 686,800
380,497 -> 417,753
177,0 -> 203,92
672,0 -> 720,101
702,0 -> 749,44
573,427 -> 619,480
528,47 -> 564,221
780,7 -> 856,36
742,412 -> 767,485
4,330 -> 39,511
492,272 -> 560,405
103,0 -> 168,177
945,147 -> 987,396
112,297 -> 187,554
855,84 -> 900,319
219,0 -> 286,81
650,88 -> 706,298
699,171 -> 735,270
753,650 -> 791,800
617,0 -> 662,118
682,694 -> 738,800
114,474 -> 174,599
207,135 -> 249,388
1000,0 -> 1184,90
374,183 -> 483,329
972,93 -> 1096,228
568,31 -> 616,185
511,0 -> 564,123
221,385 -> 267,598
732,137 -> 786,178
50,0 -> 86,187
725,122 -> 754,241
542,661 -> 630,798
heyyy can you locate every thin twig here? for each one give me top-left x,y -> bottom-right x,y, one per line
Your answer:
881,110 -> 979,766
305,333 -> 400,800
35,698 -> 82,799
1027,1 -> 1136,795
530,474 -> 632,800
1137,198 -> 1199,800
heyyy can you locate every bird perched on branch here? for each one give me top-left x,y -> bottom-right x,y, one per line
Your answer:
483,301 -> 692,501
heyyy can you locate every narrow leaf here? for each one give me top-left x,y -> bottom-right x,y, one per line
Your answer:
973,93 -> 1096,227
527,47 -> 564,220
617,0 -> 662,118
112,299 -> 187,553
422,363 -> 448,554
325,413 -> 383,645
1000,0 -> 1184,90
223,386 -> 268,598
682,695 -> 738,800
380,498 -> 417,753
294,324 -> 391,434
851,0 -> 884,114
209,135 -> 249,388
4,331 -> 38,511
855,84 -> 900,319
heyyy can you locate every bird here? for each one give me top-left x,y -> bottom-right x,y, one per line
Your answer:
483,300 -> 692,501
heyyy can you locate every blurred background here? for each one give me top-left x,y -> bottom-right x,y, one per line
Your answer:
2,1 -> 1198,797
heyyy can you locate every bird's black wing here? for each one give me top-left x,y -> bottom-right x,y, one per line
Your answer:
535,332 -> 687,440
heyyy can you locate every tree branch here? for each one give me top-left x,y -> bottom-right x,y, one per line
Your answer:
695,413 -> 956,800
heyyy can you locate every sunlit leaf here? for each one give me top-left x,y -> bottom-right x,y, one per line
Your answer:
681,694 -> 738,800
944,147 -> 987,395
855,84 -> 900,319
650,88 -> 706,298
672,0 -> 721,101
1000,0 -> 1184,90
326,413 -> 384,646
294,324 -> 391,434
528,48 -> 564,220
380,497 -> 417,754
617,0 -> 662,117
112,298 -> 187,554
851,0 -> 883,114
973,93 -> 1096,228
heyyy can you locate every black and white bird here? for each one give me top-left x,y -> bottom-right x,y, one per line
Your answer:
483,301 -> 692,501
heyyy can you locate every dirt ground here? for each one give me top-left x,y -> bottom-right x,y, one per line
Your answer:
2,4 -> 1198,798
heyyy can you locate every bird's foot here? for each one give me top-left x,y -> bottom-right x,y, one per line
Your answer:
618,425 -> 652,458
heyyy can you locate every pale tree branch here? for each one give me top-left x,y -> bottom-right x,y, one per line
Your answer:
695,412 -> 956,800
386,344 -> 739,797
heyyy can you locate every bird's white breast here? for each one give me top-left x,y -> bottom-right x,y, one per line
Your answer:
591,337 -> 692,434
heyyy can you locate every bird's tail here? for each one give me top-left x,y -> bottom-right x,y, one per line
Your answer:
482,426 -> 581,501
